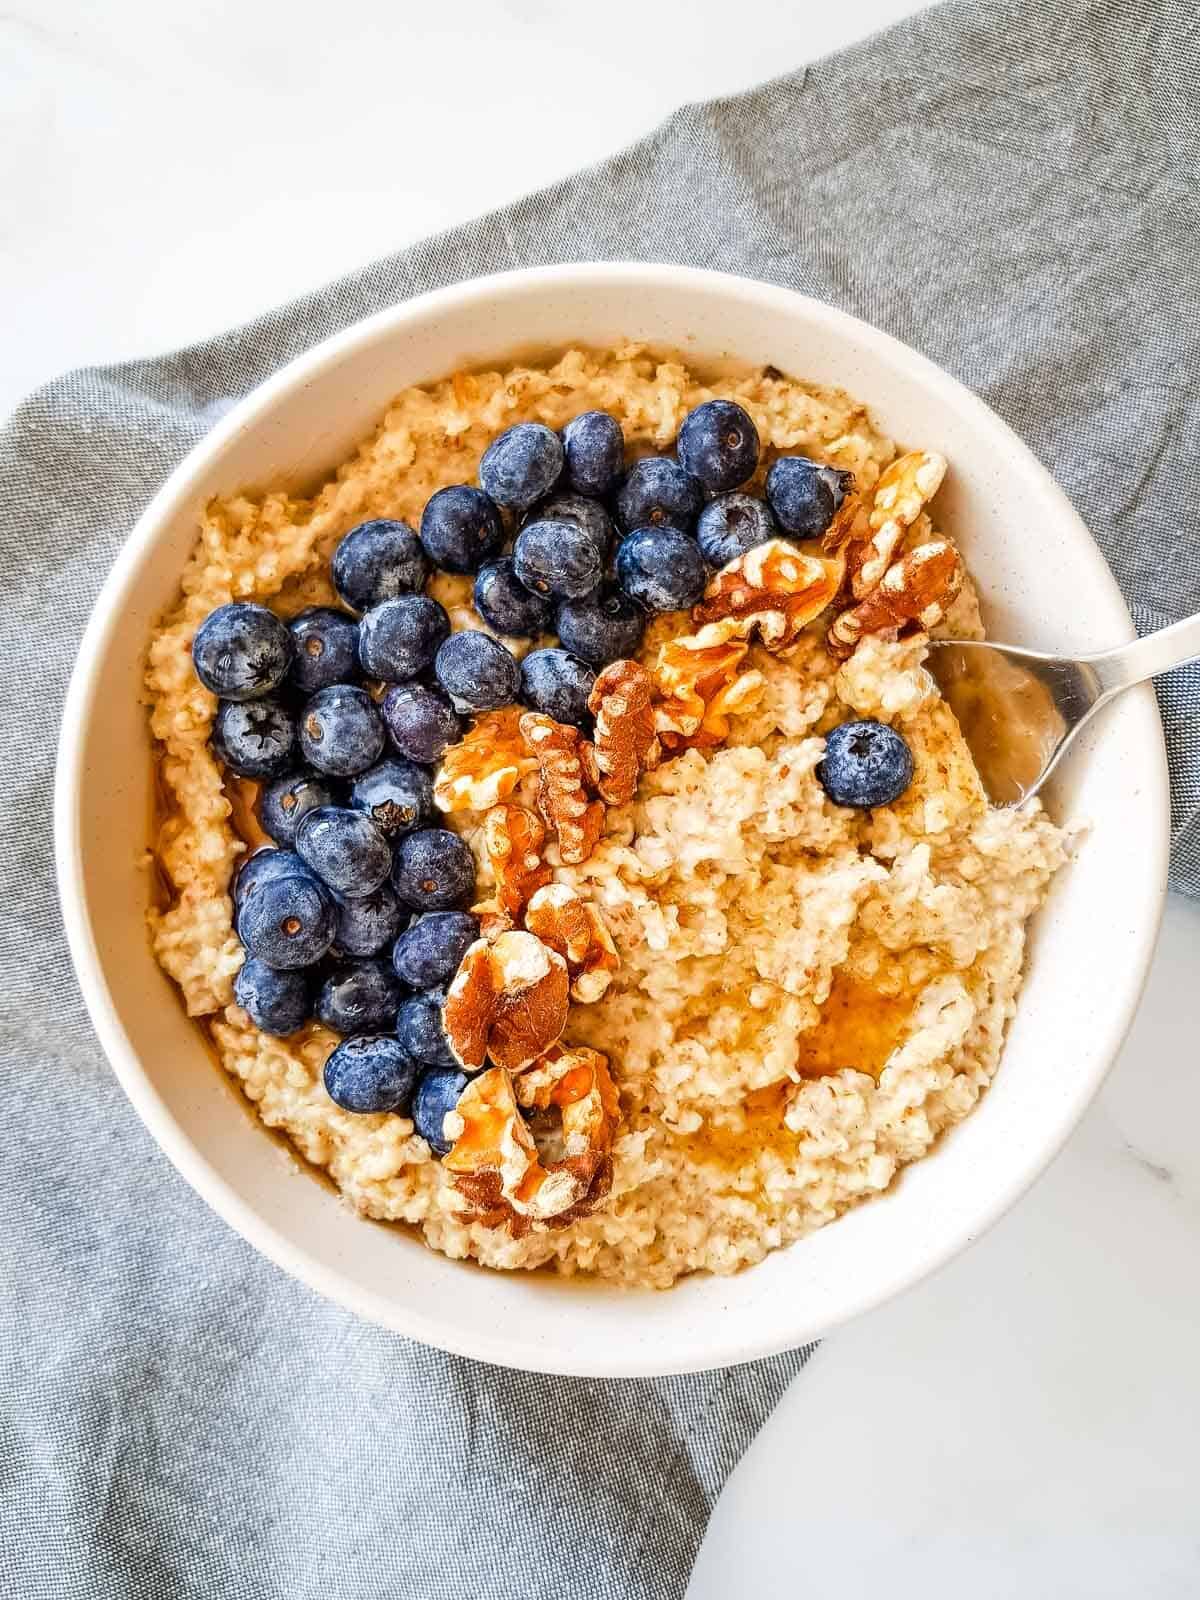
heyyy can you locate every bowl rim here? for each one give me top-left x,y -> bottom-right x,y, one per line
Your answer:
53,262 -> 1169,1375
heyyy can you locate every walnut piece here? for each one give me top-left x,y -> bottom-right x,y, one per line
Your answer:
821,449 -> 962,660
651,630 -> 765,750
844,450 -> 947,599
443,1046 -> 620,1233
442,929 -> 569,1072
519,712 -> 605,866
434,707 -> 537,814
826,541 -> 964,660
523,882 -> 619,1003
480,802 -> 551,919
691,538 -> 845,650
584,659 -> 660,805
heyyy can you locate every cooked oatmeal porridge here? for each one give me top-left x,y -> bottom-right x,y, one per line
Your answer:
147,345 -> 1070,1288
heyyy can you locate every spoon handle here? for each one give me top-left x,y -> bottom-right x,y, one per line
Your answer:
1085,611 -> 1200,699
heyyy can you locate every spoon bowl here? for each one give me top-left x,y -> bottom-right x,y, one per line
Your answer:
928,612 -> 1200,806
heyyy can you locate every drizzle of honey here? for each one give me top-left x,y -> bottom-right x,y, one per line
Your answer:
794,972 -> 917,1081
674,976 -> 920,1173
680,1081 -> 795,1169
225,777 -> 273,852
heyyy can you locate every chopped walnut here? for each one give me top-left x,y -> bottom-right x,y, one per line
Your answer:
822,449 -> 962,660
442,929 -> 569,1072
443,1047 -> 620,1232
523,882 -> 620,1003
441,1067 -> 540,1235
691,538 -> 845,650
433,707 -> 537,814
481,802 -> 551,919
584,658 -> 660,804
519,711 -> 605,866
843,450 -> 947,599
651,629 -> 765,750
826,541 -> 964,660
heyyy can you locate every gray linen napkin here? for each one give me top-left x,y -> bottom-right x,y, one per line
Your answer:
3,1 -> 1199,1595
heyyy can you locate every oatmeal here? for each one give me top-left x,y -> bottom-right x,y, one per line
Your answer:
147,346 -> 1068,1288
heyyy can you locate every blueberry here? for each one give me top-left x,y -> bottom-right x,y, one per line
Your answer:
615,526 -> 707,612
233,847 -> 312,909
316,959 -> 405,1036
331,519 -> 429,613
357,595 -> 450,683
473,557 -> 555,639
519,647 -> 595,727
192,602 -> 293,701
412,1068 -> 470,1155
259,771 -> 336,848
433,630 -> 520,713
513,517 -> 602,601
555,587 -> 646,668
765,457 -> 855,537
419,485 -> 505,574
212,697 -> 297,779
298,684 -> 385,777
614,457 -> 703,535
478,422 -> 564,512
676,399 -> 760,493
526,491 -> 613,564
350,756 -> 433,839
237,872 -> 337,969
816,719 -> 914,809
295,806 -> 392,898
323,1035 -> 418,1115
332,883 -> 407,958
696,492 -> 779,568
286,607 -> 360,693
396,990 -> 458,1068
392,828 -> 476,911
561,410 -> 624,497
392,910 -> 479,989
381,682 -> 464,764
234,957 -> 312,1036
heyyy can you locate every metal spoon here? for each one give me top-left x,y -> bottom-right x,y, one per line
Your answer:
925,613 -> 1200,807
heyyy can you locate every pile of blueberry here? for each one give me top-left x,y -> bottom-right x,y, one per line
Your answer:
190,399 -> 906,1146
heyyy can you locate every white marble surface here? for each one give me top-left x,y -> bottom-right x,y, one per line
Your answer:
5,2 -> 1197,1594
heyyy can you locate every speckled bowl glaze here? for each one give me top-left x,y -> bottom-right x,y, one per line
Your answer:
54,265 -> 1168,1375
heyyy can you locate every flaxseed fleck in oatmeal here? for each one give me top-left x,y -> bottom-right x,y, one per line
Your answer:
147,345 -> 1069,1288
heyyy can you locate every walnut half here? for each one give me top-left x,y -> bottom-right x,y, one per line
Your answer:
651,630 -> 764,750
691,538 -> 845,650
434,707 -> 537,814
480,802 -> 551,920
519,712 -> 605,866
443,1047 -> 620,1233
523,882 -> 619,1003
826,540 -> 963,659
583,658 -> 660,805
821,449 -> 962,660
442,929 -> 570,1073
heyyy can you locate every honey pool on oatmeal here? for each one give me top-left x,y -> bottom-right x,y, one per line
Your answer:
147,345 -> 1069,1289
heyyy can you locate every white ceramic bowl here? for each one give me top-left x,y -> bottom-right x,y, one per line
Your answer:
55,264 -> 1168,1376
